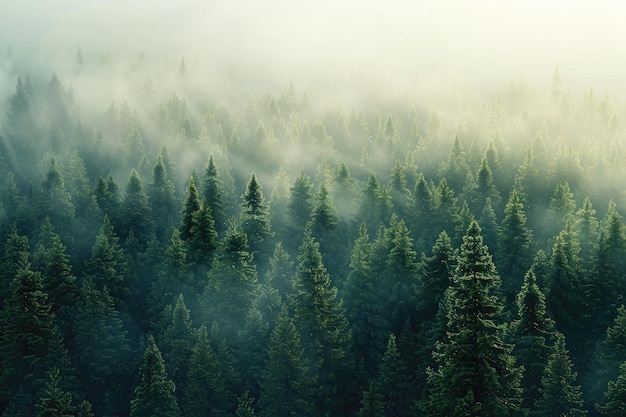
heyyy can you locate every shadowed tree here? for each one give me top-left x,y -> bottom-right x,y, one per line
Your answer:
424,220 -> 523,417
509,270 -> 555,413
535,333 -> 587,417
240,172 -> 274,264
148,153 -> 177,241
130,335 -> 180,417
202,155 -> 227,236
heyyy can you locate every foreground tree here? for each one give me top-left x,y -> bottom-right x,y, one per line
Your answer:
130,335 -> 180,417
425,220 -> 523,417
535,333 -> 587,417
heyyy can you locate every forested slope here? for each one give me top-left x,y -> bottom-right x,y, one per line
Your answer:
1,53 -> 626,417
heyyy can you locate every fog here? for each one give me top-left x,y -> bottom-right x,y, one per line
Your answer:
3,0 -> 626,94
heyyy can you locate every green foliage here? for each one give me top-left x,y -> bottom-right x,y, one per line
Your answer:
35,368 -> 75,417
240,172 -> 274,262
535,333 -> 587,417
130,335 -> 179,417
425,220 -> 523,417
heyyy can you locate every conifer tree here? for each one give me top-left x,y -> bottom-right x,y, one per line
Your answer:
73,279 -> 131,416
205,224 -> 259,342
293,234 -> 356,415
184,325 -> 233,417
417,230 -> 456,321
1,256 -> 67,412
411,172 -> 436,251
288,171 -> 314,238
510,270 -> 555,412
188,199 -> 218,268
162,294 -> 194,401
84,215 -> 128,306
121,169 -> 153,245
307,182 -> 344,277
259,309 -> 315,417
598,361 -> 626,417
35,368 -> 75,417
359,334 -> 413,417
344,223 -> 389,374
130,335 -> 180,417
38,158 -> 75,239
425,220 -> 523,417
202,155 -> 227,236
240,172 -> 273,262
180,176 -> 200,241
535,333 -> 587,417
497,188 -> 533,299
358,173 -> 392,230
148,153 -> 178,240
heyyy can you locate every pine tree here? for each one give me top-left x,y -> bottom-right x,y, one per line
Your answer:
425,220 -> 523,417
121,169 -> 153,245
288,171 -> 314,239
497,188 -> 533,299
358,173 -> 392,230
84,215 -> 128,306
180,176 -> 200,241
130,335 -> 180,417
307,182 -> 344,277
240,172 -> 274,263
509,270 -> 555,412
417,230 -> 456,321
35,368 -> 76,417
149,153 -> 178,240
205,224 -> 259,342
535,333 -> 587,417
73,279 -> 131,416
293,235 -> 356,415
259,309 -> 315,417
184,325 -> 233,417
411,172 -> 436,252
202,155 -> 227,236
38,159 -> 75,239
188,199 -> 218,268
162,294 -> 195,402
344,223 -> 389,374
598,361 -> 626,417
360,334 -> 413,417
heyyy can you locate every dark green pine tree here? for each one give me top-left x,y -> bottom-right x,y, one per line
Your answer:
545,181 -> 576,239
417,230 -> 456,321
35,219 -> 79,344
0,228 -> 30,304
497,188 -> 533,300
509,270 -> 555,413
93,175 -> 121,224
202,155 -> 227,236
598,360 -> 626,417
37,158 -> 75,240
73,279 -> 132,416
121,169 -> 153,245
162,294 -> 195,405
389,161 -> 411,220
479,197 -> 498,252
601,201 -> 626,299
149,153 -> 178,241
453,200 -> 475,248
575,196 -> 600,268
358,173 -> 392,230
240,172 -> 274,263
332,162 -> 359,232
205,224 -> 259,342
184,325 -> 234,417
359,334 -> 413,417
235,392 -> 256,417
432,178 -> 459,241
293,234 -> 356,416
35,368 -> 75,417
438,135 -> 470,195
288,171 -> 314,243
545,228 -> 584,334
1,256 -> 68,414
410,172 -> 436,252
259,309 -> 315,417
180,176 -> 200,241
344,222 -> 390,374
307,182 -> 345,277
472,156 -> 501,211
425,220 -> 523,417
84,215 -> 128,306
382,215 -> 420,333
130,335 -> 180,417
188,199 -> 219,269
535,333 -> 587,417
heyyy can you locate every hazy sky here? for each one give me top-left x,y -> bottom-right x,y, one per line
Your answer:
2,0 -> 625,93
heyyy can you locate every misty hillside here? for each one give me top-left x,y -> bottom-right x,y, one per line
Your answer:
2,2 -> 626,417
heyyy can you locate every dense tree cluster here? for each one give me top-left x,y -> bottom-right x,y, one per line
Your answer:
1,57 -> 626,417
